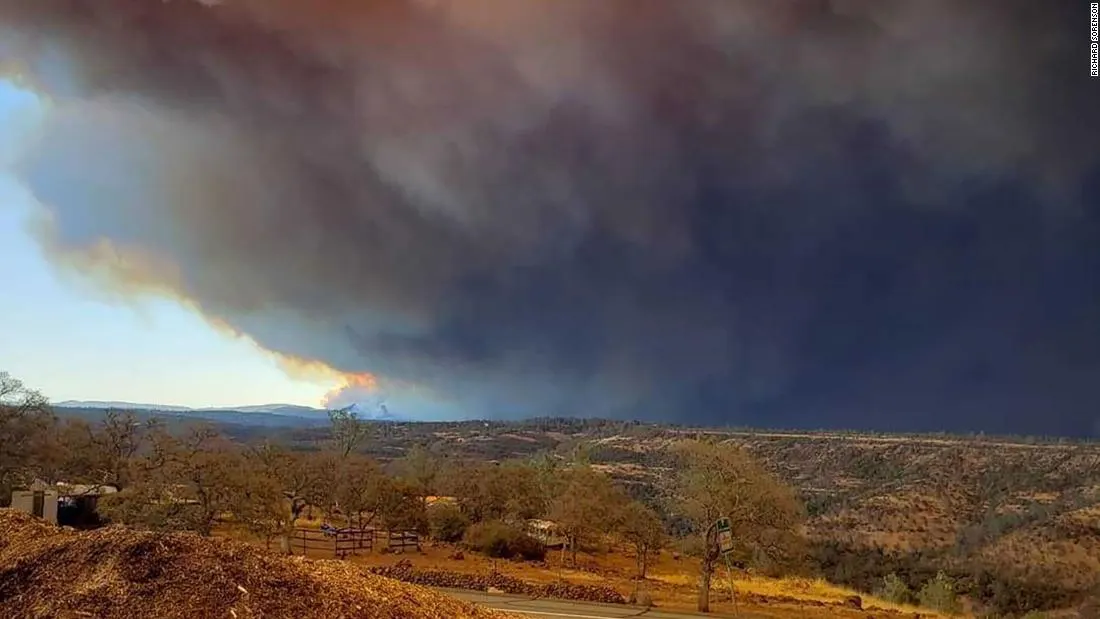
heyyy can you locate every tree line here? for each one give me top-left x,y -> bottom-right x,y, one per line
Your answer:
0,371 -> 804,612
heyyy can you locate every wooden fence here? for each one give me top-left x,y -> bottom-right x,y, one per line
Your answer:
290,527 -> 421,558
386,530 -> 421,554
291,527 -> 374,558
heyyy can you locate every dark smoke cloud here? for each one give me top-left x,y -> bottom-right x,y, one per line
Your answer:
1,0 -> 1098,434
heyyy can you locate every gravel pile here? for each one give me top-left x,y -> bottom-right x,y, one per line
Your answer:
369,560 -> 626,605
0,510 -> 508,619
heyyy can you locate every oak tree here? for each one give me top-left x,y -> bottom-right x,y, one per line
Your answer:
619,500 -> 666,579
672,439 -> 804,612
0,371 -> 52,504
548,465 -> 627,566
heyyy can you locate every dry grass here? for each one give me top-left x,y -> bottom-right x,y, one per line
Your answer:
253,524 -> 958,618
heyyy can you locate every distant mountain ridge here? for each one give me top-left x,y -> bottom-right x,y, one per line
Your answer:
56,400 -> 196,412
53,400 -> 403,426
55,400 -> 324,416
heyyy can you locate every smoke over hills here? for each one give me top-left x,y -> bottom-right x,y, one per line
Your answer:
1,1 -> 1097,434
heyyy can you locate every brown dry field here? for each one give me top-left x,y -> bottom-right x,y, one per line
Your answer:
328,421 -> 1100,616
219,519 -> 951,619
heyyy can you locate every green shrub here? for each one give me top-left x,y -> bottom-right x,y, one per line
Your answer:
1019,611 -> 1048,619
876,572 -> 914,605
427,503 -> 469,543
509,531 -> 548,562
464,521 -> 546,561
919,571 -> 962,615
465,521 -> 513,558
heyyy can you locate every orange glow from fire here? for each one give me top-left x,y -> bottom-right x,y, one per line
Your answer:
321,372 -> 380,409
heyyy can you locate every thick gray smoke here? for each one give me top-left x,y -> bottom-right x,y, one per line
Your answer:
1,0 -> 1097,433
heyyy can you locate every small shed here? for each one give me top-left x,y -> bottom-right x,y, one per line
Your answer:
56,483 -> 118,528
12,481 -> 118,528
11,487 -> 60,524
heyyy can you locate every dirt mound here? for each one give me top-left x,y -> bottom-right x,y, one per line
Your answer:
0,510 -> 507,619
369,560 -> 627,605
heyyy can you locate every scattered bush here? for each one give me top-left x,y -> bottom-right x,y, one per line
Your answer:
427,503 -> 469,543
464,521 -> 546,561
876,572 -> 914,605
464,521 -> 512,558
507,533 -> 546,562
919,571 -> 962,615
813,541 -> 1078,616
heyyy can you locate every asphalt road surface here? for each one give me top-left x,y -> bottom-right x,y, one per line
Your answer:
440,589 -> 762,619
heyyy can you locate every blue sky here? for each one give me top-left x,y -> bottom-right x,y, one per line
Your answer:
0,79 -> 331,408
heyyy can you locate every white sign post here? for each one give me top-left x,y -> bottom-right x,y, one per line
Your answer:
716,517 -> 735,555
715,517 -> 738,614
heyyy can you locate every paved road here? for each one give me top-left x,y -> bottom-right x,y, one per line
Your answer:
440,589 -> 760,619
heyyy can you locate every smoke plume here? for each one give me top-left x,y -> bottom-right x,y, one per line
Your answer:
1,0 -> 1098,434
